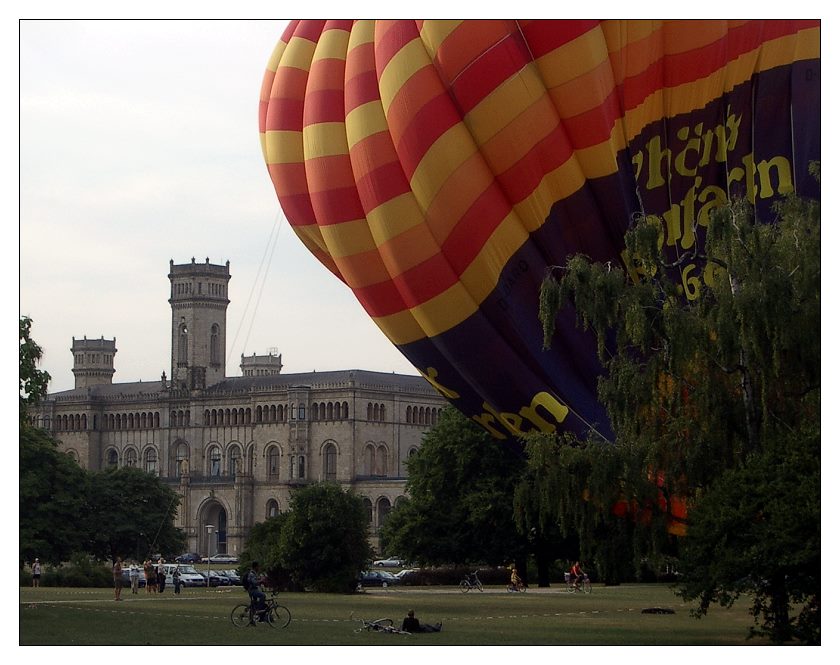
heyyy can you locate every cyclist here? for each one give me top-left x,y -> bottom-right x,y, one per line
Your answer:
244,561 -> 267,618
570,561 -> 585,590
510,566 -> 524,591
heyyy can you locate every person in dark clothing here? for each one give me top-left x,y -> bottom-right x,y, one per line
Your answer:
244,561 -> 266,616
401,609 -> 441,633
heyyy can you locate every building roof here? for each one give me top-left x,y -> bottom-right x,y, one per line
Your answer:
43,368 -> 439,403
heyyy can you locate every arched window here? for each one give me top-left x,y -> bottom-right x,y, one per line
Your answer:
364,444 -> 375,476
106,449 -> 118,468
208,447 -> 221,477
141,412 -> 147,429
178,319 -> 188,365
270,405 -> 277,421
210,323 -> 220,365
228,446 -> 242,475
323,442 -> 337,481
362,498 -> 373,525
256,406 -> 263,423
376,497 -> 391,528
298,456 -> 305,478
367,403 -> 373,420
81,414 -> 87,430
144,448 -> 157,474
125,448 -> 138,468
375,444 -> 388,477
408,447 -> 418,458
406,405 -> 412,423
266,499 -> 280,519
267,446 -> 280,481
175,442 -> 189,476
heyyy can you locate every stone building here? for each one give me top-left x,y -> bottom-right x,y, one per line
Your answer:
29,258 -> 446,557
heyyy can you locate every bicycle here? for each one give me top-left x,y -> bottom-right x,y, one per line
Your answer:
506,581 -> 527,592
564,572 -> 592,593
230,591 -> 291,628
355,617 -> 411,635
459,570 -> 483,593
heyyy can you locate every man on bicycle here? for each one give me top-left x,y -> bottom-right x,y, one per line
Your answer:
510,566 -> 523,591
570,561 -> 585,590
244,561 -> 266,617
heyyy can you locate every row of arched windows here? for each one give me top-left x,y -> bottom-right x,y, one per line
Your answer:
105,446 -> 158,474
406,405 -> 442,425
50,413 -> 87,431
367,402 -> 387,421
105,412 -> 161,430
205,408 -> 251,426
311,402 -> 349,421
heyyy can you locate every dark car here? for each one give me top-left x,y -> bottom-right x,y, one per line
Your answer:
198,570 -> 227,587
175,552 -> 202,564
219,569 -> 242,585
358,570 -> 400,588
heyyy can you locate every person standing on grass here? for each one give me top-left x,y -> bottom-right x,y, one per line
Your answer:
31,558 -> 41,588
113,557 -> 123,601
173,565 -> 182,594
144,559 -> 156,593
129,562 -> 140,594
157,558 -> 166,593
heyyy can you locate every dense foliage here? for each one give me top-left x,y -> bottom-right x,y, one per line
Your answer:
20,317 -> 186,566
379,407 -> 529,572
532,183 -> 820,642
242,484 -> 372,593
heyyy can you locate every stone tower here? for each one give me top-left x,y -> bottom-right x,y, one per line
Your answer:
169,258 -> 230,390
240,349 -> 283,376
71,336 -> 117,389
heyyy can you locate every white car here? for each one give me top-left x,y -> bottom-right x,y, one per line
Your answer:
207,553 -> 239,564
373,557 -> 405,567
164,564 -> 206,587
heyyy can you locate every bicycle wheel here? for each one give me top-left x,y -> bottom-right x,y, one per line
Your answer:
582,579 -> 592,594
267,604 -> 292,628
459,580 -> 470,593
476,581 -> 483,592
231,604 -> 253,627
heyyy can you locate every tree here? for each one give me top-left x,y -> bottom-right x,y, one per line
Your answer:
278,483 -> 372,592
535,184 -> 820,641
239,514 -> 294,590
86,466 -> 186,561
20,316 -> 51,421
20,424 -> 90,565
379,407 -> 531,575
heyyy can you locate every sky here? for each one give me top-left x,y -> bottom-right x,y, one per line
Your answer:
19,18 -> 422,394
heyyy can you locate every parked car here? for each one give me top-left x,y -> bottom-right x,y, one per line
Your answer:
394,568 -> 419,584
197,569 -> 228,587
372,557 -> 404,567
211,569 -> 232,585
358,570 -> 400,587
206,553 -> 239,564
175,552 -> 202,564
219,569 -> 242,585
164,564 -> 206,588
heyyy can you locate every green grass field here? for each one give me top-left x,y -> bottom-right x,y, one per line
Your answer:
19,583 -> 768,646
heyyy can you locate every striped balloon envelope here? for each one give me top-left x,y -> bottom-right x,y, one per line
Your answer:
259,20 -> 820,445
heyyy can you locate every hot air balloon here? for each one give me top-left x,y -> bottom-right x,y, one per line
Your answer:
259,20 -> 820,447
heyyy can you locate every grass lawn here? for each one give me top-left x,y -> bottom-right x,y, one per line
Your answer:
18,583 -> 769,646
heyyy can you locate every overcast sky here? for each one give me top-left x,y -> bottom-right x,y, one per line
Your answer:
19,19 -> 420,393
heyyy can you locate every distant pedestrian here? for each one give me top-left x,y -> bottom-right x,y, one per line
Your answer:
129,562 -> 140,594
144,559 -> 156,593
113,557 -> 123,601
157,558 -> 166,593
31,558 -> 41,588
173,565 -> 182,594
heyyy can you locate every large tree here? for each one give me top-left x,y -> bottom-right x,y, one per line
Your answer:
86,466 -> 186,561
278,483 -> 372,592
535,183 -> 820,642
379,407 -> 531,575
19,316 -> 88,565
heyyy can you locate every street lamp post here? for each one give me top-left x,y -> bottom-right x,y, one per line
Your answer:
205,524 -> 214,588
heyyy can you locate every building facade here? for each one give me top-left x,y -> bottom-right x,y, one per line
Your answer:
29,259 -> 446,557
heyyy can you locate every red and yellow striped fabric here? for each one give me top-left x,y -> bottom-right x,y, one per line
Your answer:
259,20 -> 819,460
